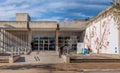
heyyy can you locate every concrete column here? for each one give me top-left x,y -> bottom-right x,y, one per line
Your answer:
28,30 -> 32,51
55,28 -> 59,53
0,29 -> 4,53
3,30 -> 6,53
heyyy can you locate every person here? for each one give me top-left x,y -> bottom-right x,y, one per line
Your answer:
59,45 -> 65,58
87,45 -> 91,54
31,41 -> 34,50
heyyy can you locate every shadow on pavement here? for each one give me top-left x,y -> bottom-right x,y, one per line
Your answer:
0,64 -> 71,71
15,57 -> 25,62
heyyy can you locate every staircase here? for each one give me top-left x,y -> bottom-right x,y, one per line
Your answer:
0,56 -> 9,63
21,51 -> 64,63
0,53 -> 10,63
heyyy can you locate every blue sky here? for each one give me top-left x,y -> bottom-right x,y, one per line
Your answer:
0,0 -> 113,22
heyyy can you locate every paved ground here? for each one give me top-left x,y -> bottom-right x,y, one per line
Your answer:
1,63 -> 120,73
1,52 -> 120,73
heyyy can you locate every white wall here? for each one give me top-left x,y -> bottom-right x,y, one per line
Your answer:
84,16 -> 119,54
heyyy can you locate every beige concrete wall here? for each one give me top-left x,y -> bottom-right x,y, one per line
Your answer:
59,31 -> 80,36
16,13 -> 30,21
9,55 -> 20,63
0,21 -> 27,29
29,21 -> 57,30
59,20 -> 86,31
32,31 -> 55,37
61,55 -> 70,63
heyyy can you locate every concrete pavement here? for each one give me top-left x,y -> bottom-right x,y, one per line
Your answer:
0,63 -> 120,73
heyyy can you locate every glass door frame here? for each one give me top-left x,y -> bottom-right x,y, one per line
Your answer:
38,39 -> 45,51
32,36 -> 55,52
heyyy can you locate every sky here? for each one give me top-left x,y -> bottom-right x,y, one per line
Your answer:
0,0 -> 113,22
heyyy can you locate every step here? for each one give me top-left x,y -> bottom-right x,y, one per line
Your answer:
0,59 -> 9,63
0,56 -> 9,63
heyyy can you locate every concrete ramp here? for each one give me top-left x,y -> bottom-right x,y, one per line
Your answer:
25,55 -> 64,63
18,51 -> 65,63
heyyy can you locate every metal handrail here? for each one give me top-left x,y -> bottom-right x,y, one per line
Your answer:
1,46 -> 31,56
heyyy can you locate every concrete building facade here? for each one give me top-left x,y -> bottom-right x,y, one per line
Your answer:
0,5 -> 119,55
0,13 -> 86,54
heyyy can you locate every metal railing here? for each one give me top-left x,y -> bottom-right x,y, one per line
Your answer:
1,46 -> 31,56
59,45 -> 77,56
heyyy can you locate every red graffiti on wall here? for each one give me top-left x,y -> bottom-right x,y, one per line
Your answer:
94,19 -> 110,53
84,17 -> 112,53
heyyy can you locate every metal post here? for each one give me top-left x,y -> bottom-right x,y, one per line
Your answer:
43,40 -> 44,51
38,37 -> 40,53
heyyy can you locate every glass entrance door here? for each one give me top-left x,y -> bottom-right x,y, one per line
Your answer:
39,39 -> 44,51
32,36 -> 55,51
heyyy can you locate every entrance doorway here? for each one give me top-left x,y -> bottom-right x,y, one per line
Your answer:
32,36 -> 55,51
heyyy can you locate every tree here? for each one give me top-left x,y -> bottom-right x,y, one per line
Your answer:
112,0 -> 120,28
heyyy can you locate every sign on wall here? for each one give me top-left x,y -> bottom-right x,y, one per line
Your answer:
77,43 -> 84,54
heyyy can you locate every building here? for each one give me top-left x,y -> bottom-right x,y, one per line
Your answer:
0,5 -> 119,55
0,13 -> 86,54
84,5 -> 120,54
